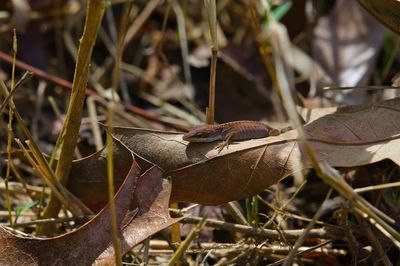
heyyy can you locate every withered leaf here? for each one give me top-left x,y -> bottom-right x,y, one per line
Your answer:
0,139 -> 180,265
95,166 -> 182,265
110,98 -> 400,205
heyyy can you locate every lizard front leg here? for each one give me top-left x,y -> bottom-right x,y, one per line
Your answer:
216,131 -> 236,152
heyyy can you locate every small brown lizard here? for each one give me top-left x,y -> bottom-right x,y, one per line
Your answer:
184,120 -> 400,149
183,120 -> 281,151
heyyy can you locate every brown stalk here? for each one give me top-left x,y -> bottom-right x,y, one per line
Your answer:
204,0 -> 218,124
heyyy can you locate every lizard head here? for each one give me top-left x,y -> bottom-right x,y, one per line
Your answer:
182,124 -> 222,142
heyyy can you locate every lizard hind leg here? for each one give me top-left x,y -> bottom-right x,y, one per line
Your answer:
216,131 -> 236,152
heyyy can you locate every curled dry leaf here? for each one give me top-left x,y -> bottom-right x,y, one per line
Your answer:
0,138 -> 180,265
95,166 -> 182,265
109,98 -> 400,205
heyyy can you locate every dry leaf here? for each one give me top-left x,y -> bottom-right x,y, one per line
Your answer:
95,166 -> 181,265
110,98 -> 400,205
0,139 -> 180,265
67,138 -> 134,203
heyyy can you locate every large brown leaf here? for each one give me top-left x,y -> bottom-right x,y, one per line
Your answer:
110,98 -> 400,205
0,139 -> 180,265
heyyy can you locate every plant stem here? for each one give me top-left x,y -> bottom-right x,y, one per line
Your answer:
37,0 -> 106,234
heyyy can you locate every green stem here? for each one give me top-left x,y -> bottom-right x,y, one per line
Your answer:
37,0 -> 106,235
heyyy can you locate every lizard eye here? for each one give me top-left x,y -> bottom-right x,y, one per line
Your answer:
196,132 -> 203,137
